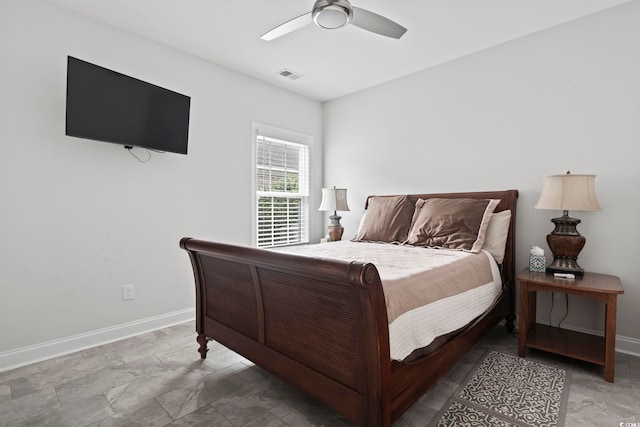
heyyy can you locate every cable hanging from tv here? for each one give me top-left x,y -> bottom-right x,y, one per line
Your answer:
125,146 -> 151,163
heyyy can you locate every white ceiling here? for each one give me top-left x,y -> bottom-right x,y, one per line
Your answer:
47,0 -> 629,102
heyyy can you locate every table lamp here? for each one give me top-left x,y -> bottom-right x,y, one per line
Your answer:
319,186 -> 350,241
534,171 -> 601,276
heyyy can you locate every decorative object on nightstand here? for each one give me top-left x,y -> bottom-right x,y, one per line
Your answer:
534,171 -> 601,276
319,186 -> 350,241
529,246 -> 546,272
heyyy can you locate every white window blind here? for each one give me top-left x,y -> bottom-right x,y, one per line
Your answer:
256,134 -> 309,248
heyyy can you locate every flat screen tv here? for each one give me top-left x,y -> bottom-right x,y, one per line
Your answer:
66,56 -> 190,155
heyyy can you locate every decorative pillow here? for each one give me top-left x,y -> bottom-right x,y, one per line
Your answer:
481,210 -> 512,264
352,195 -> 415,243
406,198 -> 500,252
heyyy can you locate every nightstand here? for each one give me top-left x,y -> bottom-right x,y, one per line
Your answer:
517,268 -> 624,382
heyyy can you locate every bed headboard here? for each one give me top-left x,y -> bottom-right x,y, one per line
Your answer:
365,189 -> 519,311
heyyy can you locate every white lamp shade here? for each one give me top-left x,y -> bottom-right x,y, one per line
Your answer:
535,174 -> 601,211
319,188 -> 350,212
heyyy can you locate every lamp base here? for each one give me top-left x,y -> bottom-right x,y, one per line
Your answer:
545,253 -> 585,276
328,213 -> 344,241
546,213 -> 586,276
328,226 -> 344,241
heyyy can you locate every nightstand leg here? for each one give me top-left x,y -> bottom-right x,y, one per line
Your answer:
518,285 -> 534,357
604,294 -> 617,382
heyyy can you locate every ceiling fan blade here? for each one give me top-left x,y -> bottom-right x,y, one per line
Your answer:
260,12 -> 313,41
350,7 -> 407,39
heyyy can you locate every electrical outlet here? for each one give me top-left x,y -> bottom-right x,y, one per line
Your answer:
122,284 -> 135,301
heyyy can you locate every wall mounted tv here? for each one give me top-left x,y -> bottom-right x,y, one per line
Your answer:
66,56 -> 190,155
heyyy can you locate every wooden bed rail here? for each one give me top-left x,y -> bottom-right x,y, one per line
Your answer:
180,238 -> 392,426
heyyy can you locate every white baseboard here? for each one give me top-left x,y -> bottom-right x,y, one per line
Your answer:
0,308 -> 195,373
613,334 -> 640,357
534,317 -> 640,358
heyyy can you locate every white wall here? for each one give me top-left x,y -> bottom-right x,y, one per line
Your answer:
0,0 -> 323,368
324,2 -> 640,351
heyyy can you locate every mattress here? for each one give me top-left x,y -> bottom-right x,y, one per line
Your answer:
276,241 -> 502,360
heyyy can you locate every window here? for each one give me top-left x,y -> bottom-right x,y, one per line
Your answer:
255,131 -> 309,248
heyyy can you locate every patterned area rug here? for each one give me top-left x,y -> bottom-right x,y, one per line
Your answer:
429,351 -> 570,427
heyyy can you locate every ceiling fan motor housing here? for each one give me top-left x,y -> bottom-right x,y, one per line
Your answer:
312,0 -> 353,29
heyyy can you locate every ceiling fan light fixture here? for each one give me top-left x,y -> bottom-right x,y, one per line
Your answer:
312,0 -> 353,29
261,0 -> 406,41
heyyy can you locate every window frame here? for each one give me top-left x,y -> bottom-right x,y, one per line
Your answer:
251,123 -> 313,248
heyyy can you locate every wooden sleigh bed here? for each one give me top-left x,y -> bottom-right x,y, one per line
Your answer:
180,189 -> 518,426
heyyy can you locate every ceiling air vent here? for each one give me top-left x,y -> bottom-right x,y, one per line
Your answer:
277,68 -> 303,81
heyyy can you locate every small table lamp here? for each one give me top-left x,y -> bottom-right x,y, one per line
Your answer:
319,186 -> 350,241
534,172 -> 601,276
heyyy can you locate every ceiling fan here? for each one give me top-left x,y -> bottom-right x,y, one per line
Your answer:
260,0 -> 407,41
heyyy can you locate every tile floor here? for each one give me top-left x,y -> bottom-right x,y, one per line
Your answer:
1,322 -> 638,426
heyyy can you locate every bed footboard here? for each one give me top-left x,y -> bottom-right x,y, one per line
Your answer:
180,238 -> 392,426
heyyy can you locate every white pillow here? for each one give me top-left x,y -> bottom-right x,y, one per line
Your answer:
481,210 -> 511,264
354,210 -> 367,238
